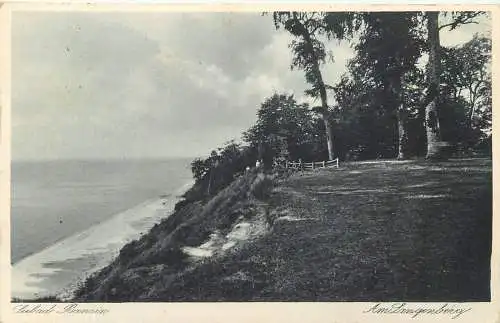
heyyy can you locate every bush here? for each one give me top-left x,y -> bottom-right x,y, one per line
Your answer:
250,173 -> 274,200
190,142 -> 259,199
119,239 -> 140,260
174,199 -> 190,212
134,247 -> 188,269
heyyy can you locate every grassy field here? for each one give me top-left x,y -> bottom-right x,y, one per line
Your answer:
152,158 -> 492,301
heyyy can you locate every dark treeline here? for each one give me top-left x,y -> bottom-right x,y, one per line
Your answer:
189,11 -> 491,197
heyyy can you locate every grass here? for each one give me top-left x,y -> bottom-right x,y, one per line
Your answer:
67,158 -> 491,302
72,170 -> 272,301
150,158 -> 492,301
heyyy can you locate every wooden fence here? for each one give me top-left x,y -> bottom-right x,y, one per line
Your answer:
277,158 -> 339,170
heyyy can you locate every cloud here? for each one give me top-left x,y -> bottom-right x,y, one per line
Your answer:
12,12 -> 165,159
12,12 -> 317,160
11,11 -> 490,160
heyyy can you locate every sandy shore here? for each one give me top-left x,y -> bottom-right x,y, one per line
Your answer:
11,180 -> 194,300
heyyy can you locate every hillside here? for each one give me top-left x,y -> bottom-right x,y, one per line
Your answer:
74,158 -> 492,302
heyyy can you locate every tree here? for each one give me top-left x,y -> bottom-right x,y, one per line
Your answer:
268,11 -> 487,160
423,11 -> 485,159
423,11 -> 443,159
351,12 -> 425,159
243,93 -> 325,163
272,12 -> 336,160
324,12 -> 426,159
402,65 -> 428,157
190,140 -> 257,195
441,34 -> 492,139
333,74 -> 395,160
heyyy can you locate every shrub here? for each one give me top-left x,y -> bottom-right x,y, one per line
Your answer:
174,199 -> 190,212
134,247 -> 188,269
119,239 -> 140,260
250,173 -> 274,200
190,142 -> 259,199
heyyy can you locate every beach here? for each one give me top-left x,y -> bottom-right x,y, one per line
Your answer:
12,180 -> 194,300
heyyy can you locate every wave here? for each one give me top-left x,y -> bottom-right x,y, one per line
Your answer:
11,180 -> 195,300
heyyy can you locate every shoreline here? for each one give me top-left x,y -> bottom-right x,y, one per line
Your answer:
11,179 -> 195,301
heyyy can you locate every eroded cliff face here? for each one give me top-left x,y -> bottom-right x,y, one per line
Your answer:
72,160 -> 492,302
73,170 -> 274,301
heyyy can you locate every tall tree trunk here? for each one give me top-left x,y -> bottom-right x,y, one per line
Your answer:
294,14 -> 335,161
425,11 -> 444,159
322,111 -> 335,160
318,80 -> 335,161
397,107 -> 408,160
468,105 -> 475,128
394,73 -> 408,159
390,73 -> 408,160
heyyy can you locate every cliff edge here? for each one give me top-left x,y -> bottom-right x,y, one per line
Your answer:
74,159 -> 491,301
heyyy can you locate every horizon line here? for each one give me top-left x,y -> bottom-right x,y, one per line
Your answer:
10,156 -> 200,163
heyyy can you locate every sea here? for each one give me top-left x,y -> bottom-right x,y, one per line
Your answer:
10,158 -> 194,300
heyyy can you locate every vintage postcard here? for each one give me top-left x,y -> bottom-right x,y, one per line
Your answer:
0,2 -> 498,323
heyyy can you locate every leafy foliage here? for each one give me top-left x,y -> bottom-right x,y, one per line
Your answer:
439,11 -> 486,31
243,94 -> 327,163
273,12 -> 331,100
188,10 -> 491,186
272,12 -> 337,160
329,13 -> 426,159
441,35 -> 492,135
190,141 -> 258,197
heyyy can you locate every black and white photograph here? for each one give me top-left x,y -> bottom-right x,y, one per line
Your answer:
2,3 -> 495,315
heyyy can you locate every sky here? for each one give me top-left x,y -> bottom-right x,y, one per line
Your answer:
11,11 -> 491,160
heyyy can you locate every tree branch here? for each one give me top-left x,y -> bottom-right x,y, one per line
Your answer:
438,20 -> 479,31
310,24 -> 322,35
438,12 -> 483,31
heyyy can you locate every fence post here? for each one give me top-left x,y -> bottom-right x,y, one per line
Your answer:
312,162 -> 315,170
299,159 -> 303,170
336,158 -> 339,168
322,161 -> 326,168
285,160 -> 288,169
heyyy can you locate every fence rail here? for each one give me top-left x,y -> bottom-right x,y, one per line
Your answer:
276,158 -> 339,170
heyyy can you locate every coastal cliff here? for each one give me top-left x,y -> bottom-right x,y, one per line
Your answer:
73,168 -> 275,301
73,159 -> 491,301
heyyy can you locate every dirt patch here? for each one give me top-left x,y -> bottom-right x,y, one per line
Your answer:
182,214 -> 270,260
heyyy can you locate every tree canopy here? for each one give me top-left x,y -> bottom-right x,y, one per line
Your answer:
188,11 -> 491,187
